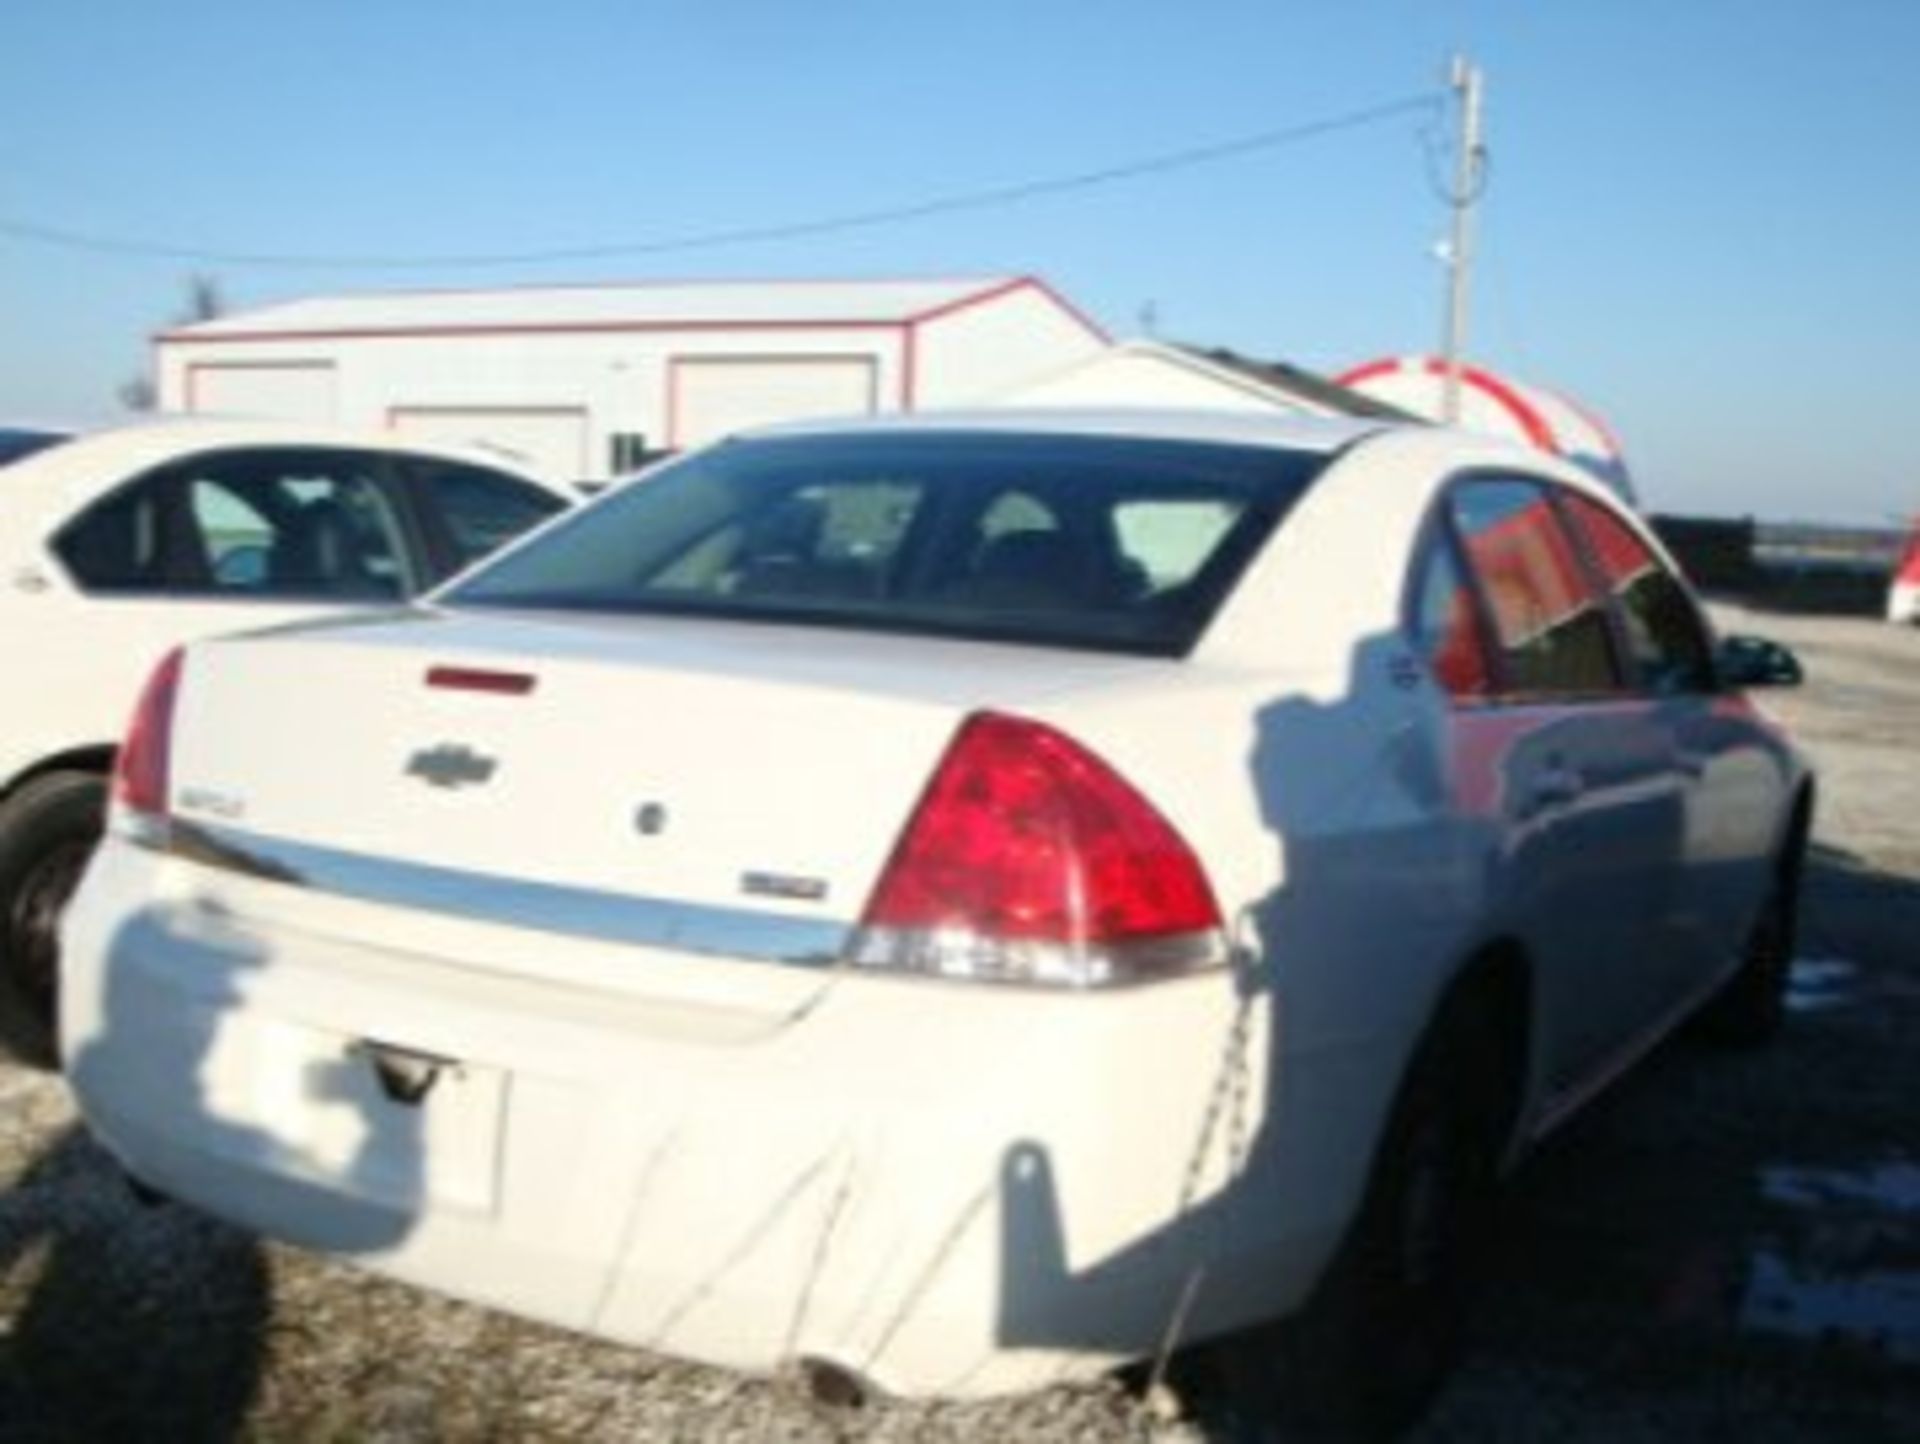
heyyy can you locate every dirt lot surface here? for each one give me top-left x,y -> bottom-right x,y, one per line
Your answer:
0,607 -> 1913,1442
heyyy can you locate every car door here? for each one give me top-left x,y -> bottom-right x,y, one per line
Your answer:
1425,476 -> 1685,1100
1555,489 -> 1788,1006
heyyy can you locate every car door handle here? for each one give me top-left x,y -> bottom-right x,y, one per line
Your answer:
1527,765 -> 1586,811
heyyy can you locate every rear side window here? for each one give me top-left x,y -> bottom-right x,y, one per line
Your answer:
55,448 -> 417,600
181,453 -> 413,598
1560,492 -> 1715,694
1449,478 -> 1621,697
449,431 -> 1329,656
54,482 -> 168,589
1411,537 -> 1492,699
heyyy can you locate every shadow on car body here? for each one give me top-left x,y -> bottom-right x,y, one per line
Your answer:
1415,841 -> 1920,1441
978,624 -> 1864,1439
980,628 -> 1502,1437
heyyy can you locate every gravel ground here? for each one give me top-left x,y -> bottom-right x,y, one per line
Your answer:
0,606 -> 1914,1442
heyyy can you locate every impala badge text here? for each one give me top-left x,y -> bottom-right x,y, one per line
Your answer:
741,871 -> 829,903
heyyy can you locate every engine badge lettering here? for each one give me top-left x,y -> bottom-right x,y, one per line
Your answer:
741,871 -> 829,904
177,786 -> 246,820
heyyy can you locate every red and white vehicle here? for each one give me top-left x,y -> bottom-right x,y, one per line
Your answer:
1889,520 -> 1920,624
0,419 -> 569,1060
63,411 -> 1812,1432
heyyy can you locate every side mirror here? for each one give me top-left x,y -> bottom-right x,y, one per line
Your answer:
1716,634 -> 1804,689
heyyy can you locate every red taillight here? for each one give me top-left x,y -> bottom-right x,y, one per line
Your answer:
853,713 -> 1224,986
113,648 -> 185,818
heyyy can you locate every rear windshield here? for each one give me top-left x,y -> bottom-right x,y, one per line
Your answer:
446,430 -> 1328,656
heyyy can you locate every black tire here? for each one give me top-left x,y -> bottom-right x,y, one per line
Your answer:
1695,843 -> 1802,1047
1207,995 -> 1509,1440
0,771 -> 107,1068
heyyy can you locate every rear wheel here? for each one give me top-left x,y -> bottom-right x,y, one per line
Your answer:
0,772 -> 107,1067
1207,995 -> 1510,1439
1695,842 -> 1802,1047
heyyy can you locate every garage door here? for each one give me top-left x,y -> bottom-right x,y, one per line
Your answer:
388,408 -> 589,482
670,357 -> 878,449
188,362 -> 337,422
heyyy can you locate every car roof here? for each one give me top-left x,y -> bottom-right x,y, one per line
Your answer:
0,416 -> 570,551
743,406 -> 1402,455
31,413 -> 554,465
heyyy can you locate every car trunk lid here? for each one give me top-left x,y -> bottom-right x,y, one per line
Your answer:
163,609 -> 1162,962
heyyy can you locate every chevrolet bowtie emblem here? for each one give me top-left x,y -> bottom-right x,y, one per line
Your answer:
405,743 -> 498,790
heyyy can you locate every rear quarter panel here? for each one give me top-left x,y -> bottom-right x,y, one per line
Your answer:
1026,429 -> 1541,1283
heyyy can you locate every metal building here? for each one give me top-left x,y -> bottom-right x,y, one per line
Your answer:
156,276 -> 1107,481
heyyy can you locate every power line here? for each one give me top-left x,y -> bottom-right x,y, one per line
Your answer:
0,92 -> 1440,271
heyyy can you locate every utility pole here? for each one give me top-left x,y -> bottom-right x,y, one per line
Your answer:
1440,55 -> 1485,424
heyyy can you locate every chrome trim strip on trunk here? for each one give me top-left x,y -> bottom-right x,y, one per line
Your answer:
154,820 -> 851,968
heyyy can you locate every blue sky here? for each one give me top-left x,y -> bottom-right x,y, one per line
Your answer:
2,1 -> 1915,523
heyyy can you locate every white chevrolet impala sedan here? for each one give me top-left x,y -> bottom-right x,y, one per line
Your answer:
63,411 -> 1811,1432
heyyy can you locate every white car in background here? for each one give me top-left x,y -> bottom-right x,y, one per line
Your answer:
63,411 -> 1812,1434
0,419 -> 570,1060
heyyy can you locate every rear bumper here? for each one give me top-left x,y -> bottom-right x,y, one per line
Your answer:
62,838 -> 1347,1398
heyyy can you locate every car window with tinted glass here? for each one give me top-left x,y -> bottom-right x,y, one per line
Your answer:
402,460 -> 566,570
1411,535 -> 1492,699
1113,498 -> 1240,590
179,450 -> 415,599
650,478 -> 917,601
450,432 -> 1325,657
52,479 -> 169,590
1560,491 -> 1714,694
1449,477 -> 1622,697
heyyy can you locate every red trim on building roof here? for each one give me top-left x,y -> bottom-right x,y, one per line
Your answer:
1337,355 -> 1563,456
1330,357 -> 1404,388
1395,358 -> 1560,453
1021,276 -> 1110,343
234,274 -> 1016,305
158,317 -> 913,346
156,276 -> 1093,348
892,274 -> 1106,344
1436,360 -> 1560,453
905,276 -> 1034,326
1552,387 -> 1625,458
899,323 -> 919,410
